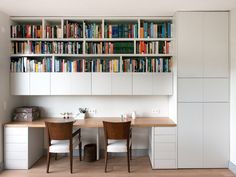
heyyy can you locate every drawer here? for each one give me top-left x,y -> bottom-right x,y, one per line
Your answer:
5,143 -> 27,152
155,135 -> 176,143
5,151 -> 27,160
5,135 -> 28,143
5,127 -> 28,136
155,142 -> 176,152
5,160 -> 28,169
155,151 -> 176,159
154,127 -> 176,135
154,159 -> 176,169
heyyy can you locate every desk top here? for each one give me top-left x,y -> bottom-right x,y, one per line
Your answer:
4,117 -> 176,128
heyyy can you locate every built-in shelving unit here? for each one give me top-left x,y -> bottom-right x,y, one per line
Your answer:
10,17 -> 173,95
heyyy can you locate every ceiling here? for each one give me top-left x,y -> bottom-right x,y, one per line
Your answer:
0,0 -> 236,17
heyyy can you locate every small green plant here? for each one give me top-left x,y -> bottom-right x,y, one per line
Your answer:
79,108 -> 88,114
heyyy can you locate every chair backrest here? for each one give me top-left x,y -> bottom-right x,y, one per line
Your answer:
103,121 -> 131,140
45,121 -> 73,142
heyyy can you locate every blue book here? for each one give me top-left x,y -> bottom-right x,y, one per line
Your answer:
162,23 -> 165,38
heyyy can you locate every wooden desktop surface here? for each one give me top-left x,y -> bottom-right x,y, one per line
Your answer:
4,117 -> 176,128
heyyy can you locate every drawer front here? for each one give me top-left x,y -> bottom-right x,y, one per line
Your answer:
5,151 -> 27,160
154,159 -> 176,169
5,143 -> 27,152
5,135 -> 28,143
154,127 -> 176,135
5,127 -> 28,136
5,160 -> 28,169
155,142 -> 176,152
155,135 -> 176,143
155,151 -> 176,159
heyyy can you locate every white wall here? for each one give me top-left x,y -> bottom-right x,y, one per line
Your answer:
0,11 -> 20,166
230,8 -> 236,166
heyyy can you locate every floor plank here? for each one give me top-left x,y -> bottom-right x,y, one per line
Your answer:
0,156 -> 235,177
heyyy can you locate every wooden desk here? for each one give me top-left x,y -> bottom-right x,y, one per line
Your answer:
4,117 -> 176,169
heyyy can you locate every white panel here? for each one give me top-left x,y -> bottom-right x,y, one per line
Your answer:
51,73 -> 70,95
30,72 -> 50,95
203,12 -> 229,77
92,73 -> 111,95
203,78 -> 229,102
5,151 -> 27,160
154,159 -> 176,169
177,12 -> 203,77
155,142 -> 176,152
71,73 -> 91,95
5,160 -> 28,169
10,73 -> 30,95
204,103 -> 229,168
5,127 -> 28,136
133,73 -> 152,95
178,78 -> 203,102
111,73 -> 132,95
153,73 -> 172,95
154,127 -> 176,135
5,144 -> 27,152
5,136 -> 28,143
155,135 -> 176,143
178,103 -> 203,168
155,151 -> 176,159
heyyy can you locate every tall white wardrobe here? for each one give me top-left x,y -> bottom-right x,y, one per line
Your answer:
176,11 -> 229,168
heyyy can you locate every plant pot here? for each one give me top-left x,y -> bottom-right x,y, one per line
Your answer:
75,113 -> 86,120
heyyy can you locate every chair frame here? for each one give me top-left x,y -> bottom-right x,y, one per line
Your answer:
45,121 -> 82,173
103,121 -> 132,173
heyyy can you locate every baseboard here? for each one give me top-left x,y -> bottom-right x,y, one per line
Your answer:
229,161 -> 236,174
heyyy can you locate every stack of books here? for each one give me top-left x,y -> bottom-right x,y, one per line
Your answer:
92,58 -> 120,72
85,23 -> 102,38
11,24 -> 42,38
64,20 -> 83,38
104,24 -> 138,38
45,25 -> 62,38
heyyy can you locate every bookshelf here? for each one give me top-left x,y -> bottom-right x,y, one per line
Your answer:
10,17 -> 173,95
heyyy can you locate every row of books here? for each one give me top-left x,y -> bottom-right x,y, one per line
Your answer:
45,25 -> 62,38
92,59 -> 120,72
104,24 -> 138,38
136,41 -> 171,54
85,23 -> 102,38
63,20 -> 83,38
86,42 -> 134,54
54,59 -> 91,72
140,22 -> 172,38
10,57 -> 52,72
11,41 -> 83,54
122,57 -> 172,72
11,25 -> 42,38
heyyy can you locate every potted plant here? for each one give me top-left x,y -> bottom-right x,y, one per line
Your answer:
75,108 -> 88,119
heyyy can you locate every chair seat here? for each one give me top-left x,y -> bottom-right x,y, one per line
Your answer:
49,135 -> 79,153
107,139 -> 131,153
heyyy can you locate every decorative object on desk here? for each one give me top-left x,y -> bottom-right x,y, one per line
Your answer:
75,108 -> 88,120
131,111 -> 136,120
12,106 -> 40,122
60,112 -> 72,119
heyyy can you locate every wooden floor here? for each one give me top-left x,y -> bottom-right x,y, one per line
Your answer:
0,156 -> 235,177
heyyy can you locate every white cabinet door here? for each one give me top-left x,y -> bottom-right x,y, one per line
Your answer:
11,73 -> 30,95
153,73 -> 172,95
133,73 -> 152,95
51,73 -> 70,95
178,78 -> 203,102
30,73 -> 50,95
111,73 -> 132,95
203,12 -> 229,77
71,73 -> 91,95
92,73 -> 111,95
177,12 -> 203,77
178,103 -> 203,168
203,78 -> 229,102
203,103 -> 229,168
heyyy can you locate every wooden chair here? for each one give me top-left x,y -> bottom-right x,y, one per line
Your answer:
45,121 -> 82,173
103,121 -> 132,173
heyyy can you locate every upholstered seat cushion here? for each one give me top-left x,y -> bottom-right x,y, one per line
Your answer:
107,139 -> 131,152
49,135 -> 79,153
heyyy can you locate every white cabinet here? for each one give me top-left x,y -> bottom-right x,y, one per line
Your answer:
133,73 -> 152,95
30,73 -> 50,95
11,73 -> 30,95
178,78 -> 203,102
178,103 -> 203,168
92,73 -> 111,95
71,73 -> 91,95
203,103 -> 229,168
4,127 -> 44,169
153,73 -> 172,95
177,12 -> 203,77
51,73 -> 70,95
111,73 -> 132,95
203,12 -> 229,77
149,127 -> 177,169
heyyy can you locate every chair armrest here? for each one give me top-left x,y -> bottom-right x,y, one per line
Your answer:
72,128 -> 81,138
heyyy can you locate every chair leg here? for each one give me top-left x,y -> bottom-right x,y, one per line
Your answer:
130,144 -> 132,160
46,151 -> 51,173
70,151 -> 73,173
55,153 -> 57,160
127,150 -> 130,173
79,142 -> 82,161
105,151 -> 108,172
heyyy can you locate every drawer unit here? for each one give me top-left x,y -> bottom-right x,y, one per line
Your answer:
149,127 -> 177,169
